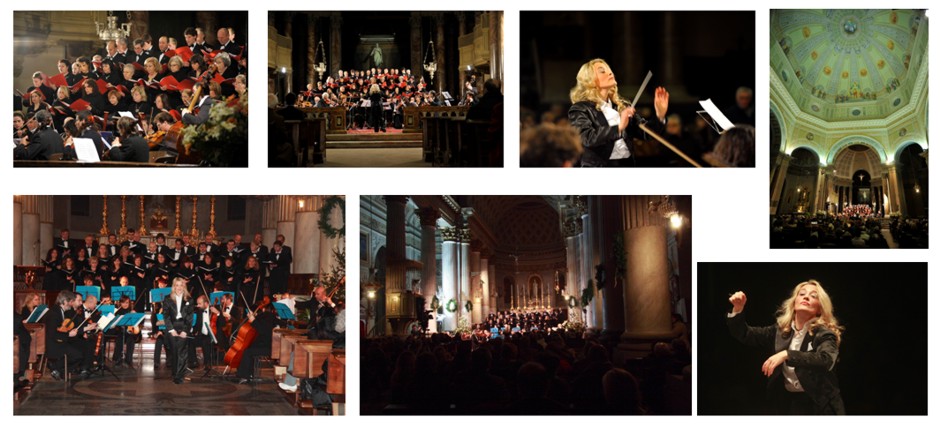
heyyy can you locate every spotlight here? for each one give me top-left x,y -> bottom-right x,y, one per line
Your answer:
670,214 -> 683,229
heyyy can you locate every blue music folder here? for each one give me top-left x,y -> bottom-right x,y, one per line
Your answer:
151,287 -> 173,304
26,304 -> 49,323
110,286 -> 136,302
75,286 -> 101,301
271,302 -> 296,320
99,304 -> 116,315
209,291 -> 234,306
115,312 -> 146,328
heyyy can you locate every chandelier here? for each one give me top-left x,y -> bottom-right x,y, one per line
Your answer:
95,11 -> 132,42
423,40 -> 437,81
649,195 -> 683,230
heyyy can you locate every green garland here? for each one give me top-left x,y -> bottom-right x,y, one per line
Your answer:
465,300 -> 473,313
318,196 -> 346,239
581,280 -> 595,307
446,298 -> 458,313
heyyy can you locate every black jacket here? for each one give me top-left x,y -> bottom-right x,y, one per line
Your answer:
162,293 -> 194,335
728,311 -> 845,415
568,101 -> 664,167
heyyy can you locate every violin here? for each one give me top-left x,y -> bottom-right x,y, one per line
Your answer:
57,317 -> 76,333
146,129 -> 166,149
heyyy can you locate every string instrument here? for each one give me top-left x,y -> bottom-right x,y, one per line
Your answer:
223,293 -> 270,370
146,129 -> 166,149
94,330 -> 105,358
175,85 -> 204,165
126,289 -> 149,335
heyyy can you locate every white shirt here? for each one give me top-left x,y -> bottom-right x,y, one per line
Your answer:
175,294 -> 183,320
600,100 -> 630,160
201,309 -> 210,335
783,320 -> 817,392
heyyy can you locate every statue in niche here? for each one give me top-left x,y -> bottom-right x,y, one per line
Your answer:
150,206 -> 168,231
529,276 -> 540,306
369,43 -> 384,68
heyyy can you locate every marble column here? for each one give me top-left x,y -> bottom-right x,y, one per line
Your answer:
469,247 -> 482,324
770,153 -> 792,214
329,14 -> 343,77
816,167 -> 833,213
564,218 -> 582,324
887,164 -> 906,216
417,207 -> 441,332
307,14 -> 317,84
440,227 -> 458,331
13,199 -> 23,265
488,261 -> 497,312
618,196 -> 675,360
480,253 -> 491,318
261,198 -> 277,250
458,228 -> 471,327
39,196 -> 54,263
275,196 -> 297,257
488,11 -> 502,83
578,198 -> 596,329
294,209 -> 318,274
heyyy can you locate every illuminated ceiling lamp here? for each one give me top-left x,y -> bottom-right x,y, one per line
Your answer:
95,11 -> 132,42
423,38 -> 437,82
649,195 -> 683,230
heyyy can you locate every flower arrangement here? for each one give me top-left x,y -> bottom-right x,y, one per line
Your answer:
181,96 -> 248,167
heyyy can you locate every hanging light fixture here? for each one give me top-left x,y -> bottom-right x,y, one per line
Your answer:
313,38 -> 327,79
95,11 -> 132,42
423,39 -> 437,82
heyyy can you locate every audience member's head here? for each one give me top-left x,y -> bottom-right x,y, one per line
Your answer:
520,123 -> 582,167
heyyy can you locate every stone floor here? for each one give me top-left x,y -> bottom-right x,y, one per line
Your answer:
15,345 -> 298,415
321,148 -> 430,167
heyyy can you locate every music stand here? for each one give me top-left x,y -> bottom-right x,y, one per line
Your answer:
88,313 -> 120,381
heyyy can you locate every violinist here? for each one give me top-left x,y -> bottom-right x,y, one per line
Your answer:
216,292 -> 235,350
236,300 -> 282,384
110,295 -> 138,369
75,110 -> 109,156
150,112 -> 182,154
44,291 -> 85,380
163,277 -> 194,384
75,295 -> 101,374
108,116 -> 149,163
191,295 -> 216,369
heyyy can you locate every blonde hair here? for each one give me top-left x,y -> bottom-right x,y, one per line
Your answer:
171,277 -> 191,299
569,59 -> 627,112
775,280 -> 843,344
21,292 -> 41,313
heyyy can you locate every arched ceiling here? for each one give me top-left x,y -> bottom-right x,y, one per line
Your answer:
466,196 -> 564,252
832,145 -> 884,179
771,9 -> 926,121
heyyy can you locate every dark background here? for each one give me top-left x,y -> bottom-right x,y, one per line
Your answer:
697,262 -> 927,415
520,11 -> 754,126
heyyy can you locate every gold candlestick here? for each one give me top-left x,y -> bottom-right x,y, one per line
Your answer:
100,196 -> 110,235
119,195 -> 128,235
172,196 -> 182,237
190,196 -> 200,240
138,196 -> 147,235
206,196 -> 217,239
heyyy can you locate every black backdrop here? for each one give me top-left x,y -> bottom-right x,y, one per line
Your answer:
697,262 -> 927,415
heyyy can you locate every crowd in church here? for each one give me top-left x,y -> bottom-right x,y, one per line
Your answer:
362,323 -> 691,415
770,212 -> 928,248
521,86 -> 754,167
13,25 -> 247,162
478,309 -> 567,336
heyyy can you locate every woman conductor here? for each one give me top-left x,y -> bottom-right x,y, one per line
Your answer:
163,277 -> 194,384
727,280 -> 845,414
567,59 -> 669,167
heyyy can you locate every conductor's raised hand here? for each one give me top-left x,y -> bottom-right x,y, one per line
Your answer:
654,87 -> 669,120
618,106 -> 636,132
728,291 -> 747,313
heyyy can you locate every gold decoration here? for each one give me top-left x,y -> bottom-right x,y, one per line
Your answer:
206,196 -> 217,240
172,196 -> 182,237
119,195 -> 128,235
138,196 -> 147,235
100,196 -> 110,235
190,196 -> 200,240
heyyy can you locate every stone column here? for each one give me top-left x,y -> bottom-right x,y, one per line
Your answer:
383,196 -> 408,334
275,196 -> 297,256
480,252 -> 491,318
417,207 -> 441,332
488,261 -> 497,312
410,14 -> 424,79
563,217 -> 583,324
435,13 -> 447,93
440,227 -> 458,331
469,245 -> 482,324
597,197 -> 624,338
816,166 -> 833,213
458,228 -> 471,327
261,198 -> 277,250
770,153 -> 792,214
488,11 -> 502,83
329,14 -> 343,77
39,196 -> 54,262
307,14 -> 317,84
13,198 -> 23,265
618,196 -> 675,360
886,164 -> 906,216
577,198 -> 596,329
22,196 -> 40,266
660,12 -> 689,100
294,204 -> 318,274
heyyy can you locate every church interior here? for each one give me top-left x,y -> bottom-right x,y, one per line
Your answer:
13,11 -> 249,167
769,9 -> 928,248
12,195 -> 346,415
268,11 -> 504,167
360,195 -> 692,415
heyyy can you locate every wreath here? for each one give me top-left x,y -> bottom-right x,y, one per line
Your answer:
446,298 -> 458,313
465,300 -> 473,313
318,196 -> 346,239
567,296 -> 578,308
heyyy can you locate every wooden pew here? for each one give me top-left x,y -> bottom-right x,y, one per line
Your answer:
272,328 -> 307,364
299,107 -> 347,135
327,349 -> 346,415
24,323 -> 46,381
291,340 -> 333,379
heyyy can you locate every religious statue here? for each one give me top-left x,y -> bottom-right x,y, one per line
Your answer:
150,206 -> 169,231
369,43 -> 384,68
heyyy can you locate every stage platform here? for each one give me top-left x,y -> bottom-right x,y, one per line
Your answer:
325,130 -> 422,149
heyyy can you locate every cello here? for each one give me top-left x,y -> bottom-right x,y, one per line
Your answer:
223,292 -> 270,371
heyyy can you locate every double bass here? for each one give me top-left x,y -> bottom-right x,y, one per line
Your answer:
223,293 -> 270,370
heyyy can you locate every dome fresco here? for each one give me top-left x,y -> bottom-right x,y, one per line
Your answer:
771,9 -> 927,121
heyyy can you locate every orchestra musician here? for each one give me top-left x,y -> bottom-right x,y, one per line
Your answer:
181,82 -> 214,125
236,301 -> 283,384
108,116 -> 149,163
110,295 -> 139,368
44,291 -> 87,380
163,277 -> 194,384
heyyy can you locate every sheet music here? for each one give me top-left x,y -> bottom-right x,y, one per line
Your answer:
71,138 -> 100,162
698,98 -> 735,132
118,111 -> 134,118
